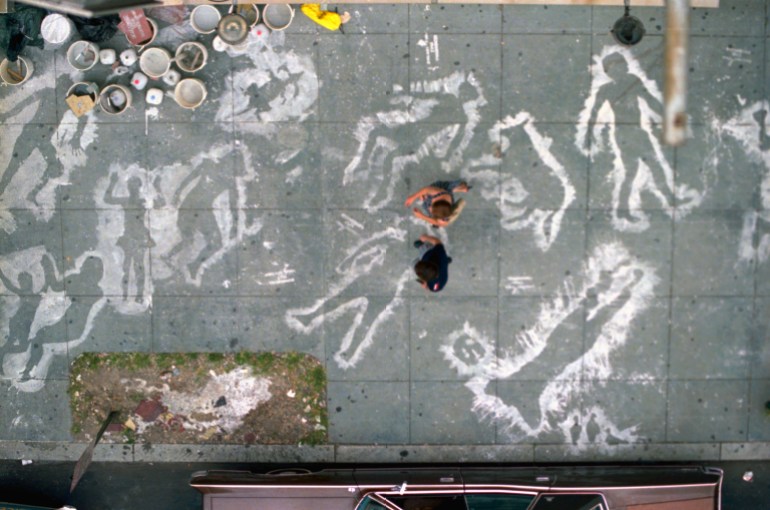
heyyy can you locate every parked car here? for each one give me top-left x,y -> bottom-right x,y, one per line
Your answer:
190,465 -> 723,510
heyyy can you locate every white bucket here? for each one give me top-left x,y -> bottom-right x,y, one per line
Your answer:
99,84 -> 133,115
139,47 -> 172,78
67,40 -> 100,71
41,14 -> 74,46
190,5 -> 222,34
175,42 -> 208,73
174,78 -> 207,109
231,3 -> 259,27
0,57 -> 33,85
262,4 -> 294,31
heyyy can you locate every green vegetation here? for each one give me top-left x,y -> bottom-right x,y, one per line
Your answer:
252,352 -> 276,372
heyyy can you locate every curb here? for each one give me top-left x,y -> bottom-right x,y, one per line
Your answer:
1,441 -> 769,463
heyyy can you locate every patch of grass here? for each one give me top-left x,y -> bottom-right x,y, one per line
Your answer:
73,353 -> 102,371
133,353 -> 152,369
122,428 -> 136,444
307,365 -> 326,393
252,352 -> 276,373
104,353 -> 126,368
299,429 -> 327,446
234,351 -> 250,365
284,351 -> 304,368
207,353 -> 224,362
155,353 -> 174,370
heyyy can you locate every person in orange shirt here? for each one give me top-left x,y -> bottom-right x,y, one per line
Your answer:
301,4 -> 351,31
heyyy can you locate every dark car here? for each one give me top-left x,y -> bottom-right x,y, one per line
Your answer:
190,465 -> 723,510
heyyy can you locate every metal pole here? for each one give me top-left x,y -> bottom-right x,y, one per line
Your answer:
663,0 -> 690,146
70,410 -> 119,493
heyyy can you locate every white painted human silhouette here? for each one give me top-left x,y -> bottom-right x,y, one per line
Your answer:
442,242 -> 658,445
576,45 -> 707,232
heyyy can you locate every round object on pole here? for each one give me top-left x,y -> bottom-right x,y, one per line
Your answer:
611,14 -> 645,46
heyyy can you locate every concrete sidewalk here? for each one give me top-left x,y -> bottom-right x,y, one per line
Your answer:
0,1 -> 768,461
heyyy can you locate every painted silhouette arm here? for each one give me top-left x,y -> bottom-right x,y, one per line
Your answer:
104,172 -> 120,205
0,268 -> 19,293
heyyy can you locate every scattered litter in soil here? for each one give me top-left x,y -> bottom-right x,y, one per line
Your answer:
69,352 -> 327,445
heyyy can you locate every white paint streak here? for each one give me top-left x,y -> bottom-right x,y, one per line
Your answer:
504,276 -> 535,295
260,263 -> 296,285
145,107 -> 159,136
285,165 -> 303,185
722,47 -> 751,67
124,367 -> 272,434
216,28 -> 318,124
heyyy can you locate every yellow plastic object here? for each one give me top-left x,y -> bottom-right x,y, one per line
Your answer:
301,4 -> 343,31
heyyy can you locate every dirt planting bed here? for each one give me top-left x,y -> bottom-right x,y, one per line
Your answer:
69,352 -> 327,445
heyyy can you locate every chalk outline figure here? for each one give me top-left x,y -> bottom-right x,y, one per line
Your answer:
576,45 -> 707,232
722,100 -> 770,265
442,241 -> 658,445
343,70 -> 575,252
285,216 -> 410,370
0,249 -> 106,393
104,171 -> 154,306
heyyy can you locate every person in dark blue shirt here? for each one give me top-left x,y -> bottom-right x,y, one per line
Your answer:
413,235 -> 451,292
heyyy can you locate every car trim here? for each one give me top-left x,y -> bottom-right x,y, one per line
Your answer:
544,482 -> 720,491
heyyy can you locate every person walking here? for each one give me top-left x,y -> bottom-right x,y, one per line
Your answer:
405,180 -> 470,228
412,234 -> 451,292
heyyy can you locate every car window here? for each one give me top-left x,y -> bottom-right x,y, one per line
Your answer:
530,494 -> 605,510
358,495 -> 392,510
465,493 -> 535,510
387,494 -> 466,510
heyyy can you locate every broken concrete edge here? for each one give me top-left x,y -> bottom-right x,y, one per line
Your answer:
0,441 -> 768,463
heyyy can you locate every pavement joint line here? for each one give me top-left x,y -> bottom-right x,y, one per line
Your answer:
0,441 -> 768,463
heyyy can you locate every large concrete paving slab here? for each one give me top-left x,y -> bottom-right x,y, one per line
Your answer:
0,0 -> 769,462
